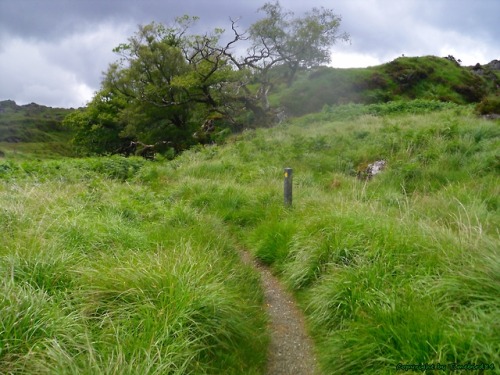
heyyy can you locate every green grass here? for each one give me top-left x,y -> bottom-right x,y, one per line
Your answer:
1,100 -> 499,374
0,162 -> 267,374
162,102 -> 499,374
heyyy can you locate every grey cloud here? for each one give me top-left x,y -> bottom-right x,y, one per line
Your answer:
329,0 -> 499,64
0,0 -> 498,107
0,0 -> 258,41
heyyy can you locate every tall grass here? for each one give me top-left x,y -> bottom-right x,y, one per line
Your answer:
154,102 -> 499,374
0,164 -> 267,374
1,101 -> 498,374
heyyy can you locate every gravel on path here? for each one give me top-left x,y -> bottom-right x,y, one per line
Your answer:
239,250 -> 320,375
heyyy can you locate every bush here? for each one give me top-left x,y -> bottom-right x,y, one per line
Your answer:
475,95 -> 500,115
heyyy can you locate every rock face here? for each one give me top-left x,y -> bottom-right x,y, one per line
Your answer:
0,100 -> 20,113
486,60 -> 500,71
366,160 -> 386,178
469,59 -> 500,76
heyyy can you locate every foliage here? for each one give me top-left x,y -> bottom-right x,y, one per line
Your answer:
151,105 -> 498,374
62,90 -> 129,155
65,2 -> 350,156
0,158 -> 267,374
304,99 -> 463,122
248,1 -> 349,86
1,104 -> 499,373
0,155 -> 148,183
475,94 -> 500,115
102,20 -> 212,152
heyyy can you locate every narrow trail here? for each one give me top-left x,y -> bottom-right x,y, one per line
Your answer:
239,250 -> 320,375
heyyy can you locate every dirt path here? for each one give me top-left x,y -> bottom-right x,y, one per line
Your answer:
239,250 -> 320,375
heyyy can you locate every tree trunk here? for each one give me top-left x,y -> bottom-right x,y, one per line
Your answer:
240,97 -> 271,127
286,62 -> 299,87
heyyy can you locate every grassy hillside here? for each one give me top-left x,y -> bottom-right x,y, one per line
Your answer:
1,100 -> 498,373
273,56 -> 500,116
0,100 -> 75,159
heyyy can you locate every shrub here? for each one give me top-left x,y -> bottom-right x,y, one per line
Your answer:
475,95 -> 500,115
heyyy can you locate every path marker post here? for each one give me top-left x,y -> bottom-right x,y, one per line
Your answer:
284,168 -> 293,207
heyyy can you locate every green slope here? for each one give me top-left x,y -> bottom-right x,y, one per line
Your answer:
274,55 -> 500,116
1,101 -> 498,374
2,55 -> 499,160
0,100 -> 75,158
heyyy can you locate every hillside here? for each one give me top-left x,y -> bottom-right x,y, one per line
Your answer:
1,101 -> 498,374
0,100 -> 75,158
273,56 -> 500,116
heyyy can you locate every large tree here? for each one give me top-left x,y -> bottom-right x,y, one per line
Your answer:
65,2 -> 348,156
105,18 -> 253,143
248,1 -> 349,87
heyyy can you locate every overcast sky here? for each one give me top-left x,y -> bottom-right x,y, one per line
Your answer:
0,0 -> 498,108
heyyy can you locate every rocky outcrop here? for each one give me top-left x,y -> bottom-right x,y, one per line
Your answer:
357,160 -> 387,180
469,59 -> 500,76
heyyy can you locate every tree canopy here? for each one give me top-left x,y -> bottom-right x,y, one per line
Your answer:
64,1 -> 349,157
248,2 -> 349,86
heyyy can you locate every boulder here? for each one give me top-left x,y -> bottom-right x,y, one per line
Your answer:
357,160 -> 387,180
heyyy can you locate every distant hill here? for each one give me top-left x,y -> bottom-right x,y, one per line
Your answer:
0,100 -> 74,143
272,55 -> 500,116
0,100 -> 75,158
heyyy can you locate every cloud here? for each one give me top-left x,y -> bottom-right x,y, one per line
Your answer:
0,0 -> 498,107
41,22 -> 135,87
0,1 -> 260,107
0,37 -> 91,107
0,0 -> 257,42
328,0 -> 499,67
329,50 -> 383,68
0,21 -> 133,108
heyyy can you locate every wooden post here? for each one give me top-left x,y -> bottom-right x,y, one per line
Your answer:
284,168 -> 293,207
